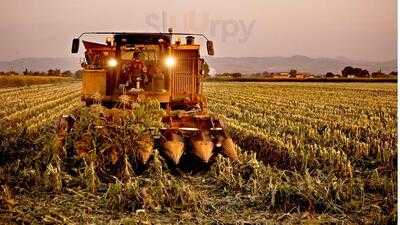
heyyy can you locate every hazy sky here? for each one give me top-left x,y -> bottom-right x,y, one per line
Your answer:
0,0 -> 397,61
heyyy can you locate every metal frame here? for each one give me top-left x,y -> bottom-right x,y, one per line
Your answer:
75,31 -> 211,41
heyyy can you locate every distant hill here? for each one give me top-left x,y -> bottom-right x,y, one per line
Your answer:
0,57 -> 81,73
205,55 -> 396,74
0,55 -> 396,75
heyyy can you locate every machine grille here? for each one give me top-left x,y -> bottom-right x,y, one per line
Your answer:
171,50 -> 199,99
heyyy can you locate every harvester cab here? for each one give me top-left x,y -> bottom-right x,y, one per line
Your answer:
70,29 -> 237,169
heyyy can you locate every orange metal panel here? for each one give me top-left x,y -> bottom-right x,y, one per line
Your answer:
82,69 -> 107,97
171,44 -> 200,51
170,50 -> 199,99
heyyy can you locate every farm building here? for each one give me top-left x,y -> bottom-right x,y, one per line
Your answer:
271,72 -> 289,79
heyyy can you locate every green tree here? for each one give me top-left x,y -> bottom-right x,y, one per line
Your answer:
263,71 -> 271,77
202,62 -> 210,76
62,70 -> 73,76
341,66 -> 354,78
371,71 -> 386,78
47,69 -> 55,76
325,72 -> 335,78
289,69 -> 297,78
231,73 -> 242,78
74,70 -> 83,79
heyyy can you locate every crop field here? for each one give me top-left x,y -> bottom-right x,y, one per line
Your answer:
0,81 -> 397,224
0,75 -> 74,88
0,82 -> 81,131
205,82 -> 396,173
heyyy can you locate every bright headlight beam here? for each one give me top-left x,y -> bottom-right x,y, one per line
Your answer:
165,56 -> 176,67
107,58 -> 118,68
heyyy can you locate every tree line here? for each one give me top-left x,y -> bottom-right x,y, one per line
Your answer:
211,66 -> 397,79
0,69 -> 82,79
329,66 -> 397,78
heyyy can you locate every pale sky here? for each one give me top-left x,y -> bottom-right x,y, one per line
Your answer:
0,0 -> 396,61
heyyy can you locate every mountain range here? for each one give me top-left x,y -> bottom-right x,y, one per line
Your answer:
204,55 -> 396,74
0,57 -> 81,74
0,55 -> 396,75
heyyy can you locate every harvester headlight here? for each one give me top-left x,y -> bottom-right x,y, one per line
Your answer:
165,56 -> 176,67
107,58 -> 118,68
